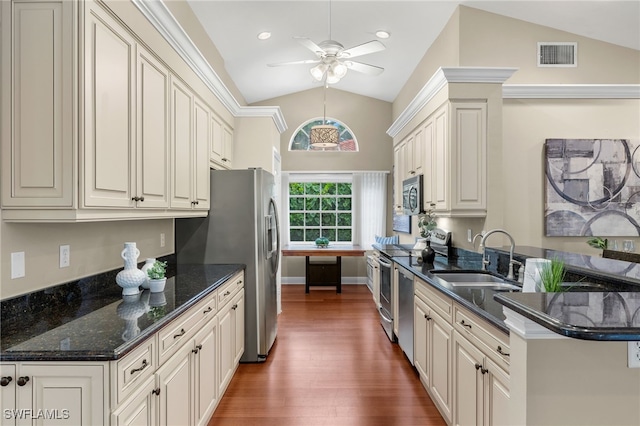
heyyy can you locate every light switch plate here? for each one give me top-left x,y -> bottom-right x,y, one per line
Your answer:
11,251 -> 25,279
60,245 -> 70,268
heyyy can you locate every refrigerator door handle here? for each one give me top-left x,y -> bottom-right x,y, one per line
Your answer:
269,197 -> 281,275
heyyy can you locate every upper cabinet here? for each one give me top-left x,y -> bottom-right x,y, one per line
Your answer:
1,0 -> 228,222
210,114 -> 234,170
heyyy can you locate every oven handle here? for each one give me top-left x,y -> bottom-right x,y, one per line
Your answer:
378,257 -> 393,268
378,306 -> 393,324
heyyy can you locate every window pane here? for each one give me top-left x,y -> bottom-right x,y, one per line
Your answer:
305,212 -> 320,226
321,183 -> 336,195
322,213 -> 336,226
289,197 -> 304,211
290,213 -> 304,227
337,213 -> 351,226
305,183 -> 320,195
337,183 -> 352,195
290,229 -> 304,241
306,229 -> 320,242
337,229 -> 352,241
305,197 -> 320,210
289,183 -> 304,195
321,198 -> 336,211
337,197 -> 351,211
322,229 -> 336,241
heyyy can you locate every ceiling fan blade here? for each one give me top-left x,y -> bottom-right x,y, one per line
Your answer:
293,37 -> 325,56
341,40 -> 385,59
345,61 -> 384,76
267,59 -> 321,67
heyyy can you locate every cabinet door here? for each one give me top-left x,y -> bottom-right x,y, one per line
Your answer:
18,363 -> 106,426
193,98 -> 210,210
0,364 -> 16,426
432,104 -> 448,210
84,6 -> 135,208
453,332 -> 484,426
422,119 -> 434,207
170,77 -> 194,209
450,102 -> 487,213
157,345 -> 192,426
413,128 -> 424,176
392,143 -> 404,213
430,311 -> 453,424
217,304 -> 234,395
405,135 -> 415,176
136,46 -> 169,209
1,0 -> 74,208
194,318 -> 218,426
414,297 -> 430,386
111,376 -> 156,426
484,358 -> 510,426
232,290 -> 245,365
221,126 -> 233,168
210,114 -> 223,165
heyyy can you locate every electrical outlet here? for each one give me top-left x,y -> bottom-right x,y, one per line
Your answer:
60,245 -> 70,268
160,233 -> 165,248
467,229 -> 472,243
628,341 -> 640,368
11,252 -> 25,279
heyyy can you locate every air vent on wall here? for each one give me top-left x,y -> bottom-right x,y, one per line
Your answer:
537,42 -> 577,67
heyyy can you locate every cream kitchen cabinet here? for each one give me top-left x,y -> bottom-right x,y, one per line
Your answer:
414,278 -> 453,424
392,143 -> 404,213
0,363 -> 107,426
210,114 -> 234,170
170,78 -> 210,211
1,0 -> 210,221
430,101 -> 487,217
218,288 -> 245,396
452,303 -> 510,426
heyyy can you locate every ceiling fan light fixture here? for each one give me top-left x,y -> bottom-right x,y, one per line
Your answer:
331,61 -> 348,78
326,69 -> 341,84
375,30 -> 391,39
310,125 -> 339,148
257,31 -> 271,40
310,63 -> 327,81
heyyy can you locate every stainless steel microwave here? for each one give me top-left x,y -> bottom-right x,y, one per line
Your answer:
402,175 -> 424,215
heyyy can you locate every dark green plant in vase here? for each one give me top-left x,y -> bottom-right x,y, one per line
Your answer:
418,203 -> 437,239
315,237 -> 329,248
147,260 -> 167,280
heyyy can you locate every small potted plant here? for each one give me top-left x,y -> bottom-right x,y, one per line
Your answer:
146,260 -> 167,293
315,237 -> 329,248
538,257 -> 566,292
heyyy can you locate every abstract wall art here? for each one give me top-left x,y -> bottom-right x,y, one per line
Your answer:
545,138 -> 640,237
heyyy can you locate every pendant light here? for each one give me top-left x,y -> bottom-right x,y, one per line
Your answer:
309,85 -> 339,148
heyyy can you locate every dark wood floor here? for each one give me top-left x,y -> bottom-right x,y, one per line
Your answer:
208,284 -> 447,426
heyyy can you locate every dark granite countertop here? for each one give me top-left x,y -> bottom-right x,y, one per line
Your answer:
1,263 -> 244,361
393,255 -> 514,334
494,292 -> 640,340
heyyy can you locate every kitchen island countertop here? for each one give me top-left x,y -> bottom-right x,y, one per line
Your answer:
1,263 -> 244,361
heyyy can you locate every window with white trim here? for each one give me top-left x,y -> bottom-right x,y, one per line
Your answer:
288,178 -> 353,243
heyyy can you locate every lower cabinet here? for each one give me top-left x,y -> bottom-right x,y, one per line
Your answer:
414,278 -> 510,426
0,363 -> 107,426
218,289 -> 245,396
453,331 -> 510,426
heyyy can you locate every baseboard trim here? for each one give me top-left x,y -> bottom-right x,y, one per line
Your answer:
281,277 -> 367,285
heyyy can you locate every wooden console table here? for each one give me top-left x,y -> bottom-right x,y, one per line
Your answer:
281,245 -> 366,293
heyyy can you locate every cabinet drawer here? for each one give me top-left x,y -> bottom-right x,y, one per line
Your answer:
158,291 -> 217,364
113,337 -> 156,406
218,271 -> 244,308
415,277 -> 453,322
453,303 -> 510,370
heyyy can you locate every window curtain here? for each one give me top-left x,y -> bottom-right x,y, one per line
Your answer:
353,172 -> 387,249
280,172 -> 290,245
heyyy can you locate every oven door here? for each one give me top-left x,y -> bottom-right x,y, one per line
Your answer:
377,256 -> 395,341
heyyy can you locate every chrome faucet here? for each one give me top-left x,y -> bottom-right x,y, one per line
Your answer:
479,229 -> 520,280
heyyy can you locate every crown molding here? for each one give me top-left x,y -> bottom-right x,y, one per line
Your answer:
503,84 -> 640,99
131,0 -> 287,133
387,67 -> 518,137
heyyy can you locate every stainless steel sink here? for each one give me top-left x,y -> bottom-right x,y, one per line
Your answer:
430,271 -> 522,291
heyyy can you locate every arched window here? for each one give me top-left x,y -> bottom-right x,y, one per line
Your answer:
289,117 -> 358,151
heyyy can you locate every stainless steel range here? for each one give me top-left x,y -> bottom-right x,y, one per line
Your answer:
373,244 -> 412,342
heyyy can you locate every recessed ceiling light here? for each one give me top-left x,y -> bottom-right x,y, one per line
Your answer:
375,30 -> 390,39
257,31 -> 271,41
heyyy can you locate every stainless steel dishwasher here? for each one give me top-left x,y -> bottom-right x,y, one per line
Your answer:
397,264 -> 414,365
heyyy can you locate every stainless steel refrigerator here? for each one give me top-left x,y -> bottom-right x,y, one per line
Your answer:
175,168 -> 280,362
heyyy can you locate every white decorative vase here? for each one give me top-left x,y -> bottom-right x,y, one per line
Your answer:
149,277 -> 167,293
413,238 -> 427,257
115,242 -> 146,296
140,258 -> 156,289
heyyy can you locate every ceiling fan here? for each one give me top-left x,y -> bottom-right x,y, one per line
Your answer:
267,1 -> 385,84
